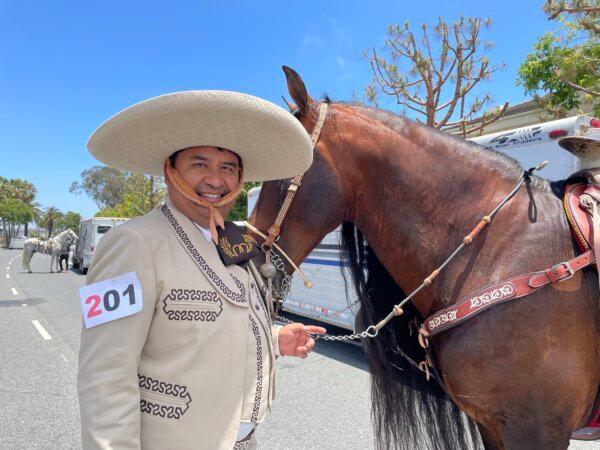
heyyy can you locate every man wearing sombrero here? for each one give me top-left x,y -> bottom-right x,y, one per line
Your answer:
78,91 -> 326,449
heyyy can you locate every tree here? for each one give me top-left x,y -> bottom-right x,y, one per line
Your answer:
0,177 -> 39,236
57,211 -> 82,232
39,207 -> 63,237
364,16 -> 508,136
0,198 -> 34,247
518,1 -> 600,116
95,173 -> 166,218
70,166 -> 129,210
227,182 -> 261,221
72,165 -> 166,217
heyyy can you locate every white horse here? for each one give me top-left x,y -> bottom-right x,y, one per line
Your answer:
22,229 -> 78,273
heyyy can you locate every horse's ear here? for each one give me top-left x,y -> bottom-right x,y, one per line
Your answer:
282,66 -> 313,116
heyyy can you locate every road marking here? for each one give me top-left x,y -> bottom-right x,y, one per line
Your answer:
11,287 -> 18,296
22,303 -> 27,306
31,320 -> 52,340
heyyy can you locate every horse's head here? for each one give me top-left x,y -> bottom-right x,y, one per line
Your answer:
250,66 -> 354,269
68,229 -> 78,242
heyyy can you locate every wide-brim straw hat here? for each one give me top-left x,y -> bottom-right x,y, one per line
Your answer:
87,90 -> 313,182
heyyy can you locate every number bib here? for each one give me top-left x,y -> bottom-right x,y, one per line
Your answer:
79,271 -> 143,328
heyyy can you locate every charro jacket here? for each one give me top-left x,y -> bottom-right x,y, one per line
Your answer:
78,199 -> 278,450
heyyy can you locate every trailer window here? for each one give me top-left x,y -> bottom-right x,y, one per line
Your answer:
97,226 -> 111,234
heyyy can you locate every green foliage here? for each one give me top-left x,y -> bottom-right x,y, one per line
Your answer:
70,166 -> 129,209
38,206 -> 63,237
518,1 -> 600,116
0,177 -> 39,245
57,211 -> 82,232
95,174 -> 166,218
0,198 -> 34,225
518,32 -> 600,115
227,182 -> 261,221
72,165 -> 166,217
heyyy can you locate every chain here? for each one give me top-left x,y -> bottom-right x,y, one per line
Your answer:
273,312 -> 377,341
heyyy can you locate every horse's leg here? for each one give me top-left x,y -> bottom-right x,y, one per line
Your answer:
50,253 -> 54,273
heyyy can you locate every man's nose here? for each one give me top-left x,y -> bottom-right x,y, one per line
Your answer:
204,169 -> 225,189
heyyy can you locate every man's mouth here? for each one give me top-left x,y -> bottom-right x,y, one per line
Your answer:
197,192 -> 225,203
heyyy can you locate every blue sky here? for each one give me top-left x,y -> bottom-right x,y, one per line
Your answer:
1,0 -> 555,218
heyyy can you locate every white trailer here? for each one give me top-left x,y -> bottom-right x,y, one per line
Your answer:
73,217 -> 129,274
247,187 -> 359,330
468,115 -> 600,180
248,115 -> 600,331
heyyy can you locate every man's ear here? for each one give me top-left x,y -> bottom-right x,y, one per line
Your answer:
282,66 -> 314,116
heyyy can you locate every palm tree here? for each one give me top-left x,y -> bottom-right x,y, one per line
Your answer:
40,207 -> 63,237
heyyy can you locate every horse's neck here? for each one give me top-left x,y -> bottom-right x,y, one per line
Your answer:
347,117 -> 561,314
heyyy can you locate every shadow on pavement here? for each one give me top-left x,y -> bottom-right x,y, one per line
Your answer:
0,298 -> 46,307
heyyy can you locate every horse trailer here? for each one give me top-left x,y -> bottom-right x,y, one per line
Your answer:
247,187 -> 360,331
247,115 -> 600,332
73,217 -> 129,274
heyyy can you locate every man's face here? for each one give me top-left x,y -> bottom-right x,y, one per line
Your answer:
173,146 -> 241,202
167,146 -> 242,227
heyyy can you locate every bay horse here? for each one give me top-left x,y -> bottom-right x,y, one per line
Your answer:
250,67 -> 600,449
22,229 -> 77,273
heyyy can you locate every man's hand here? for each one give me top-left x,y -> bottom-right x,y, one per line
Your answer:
278,323 -> 326,358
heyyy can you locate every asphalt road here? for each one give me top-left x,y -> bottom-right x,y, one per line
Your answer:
0,247 -> 598,449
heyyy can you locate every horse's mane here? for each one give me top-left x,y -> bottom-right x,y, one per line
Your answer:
317,97 -> 485,448
341,222 -> 483,449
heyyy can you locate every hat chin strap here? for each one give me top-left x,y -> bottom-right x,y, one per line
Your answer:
164,159 -> 244,243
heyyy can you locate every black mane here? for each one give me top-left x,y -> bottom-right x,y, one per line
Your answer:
341,222 -> 483,449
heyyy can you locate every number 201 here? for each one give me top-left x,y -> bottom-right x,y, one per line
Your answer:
86,284 -> 136,319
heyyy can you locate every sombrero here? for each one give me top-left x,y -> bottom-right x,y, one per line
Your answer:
87,90 -> 313,182
559,136 -> 600,170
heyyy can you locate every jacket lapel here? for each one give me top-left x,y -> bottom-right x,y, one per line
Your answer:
160,200 -> 247,307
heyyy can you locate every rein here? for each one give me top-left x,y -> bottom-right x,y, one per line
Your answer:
251,104 -> 577,354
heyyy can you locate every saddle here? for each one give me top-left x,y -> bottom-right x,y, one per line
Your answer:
563,175 -> 600,255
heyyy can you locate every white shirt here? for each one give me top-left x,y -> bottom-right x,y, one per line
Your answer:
193,223 -> 212,242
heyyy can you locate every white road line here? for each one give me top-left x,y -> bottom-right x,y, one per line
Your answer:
21,303 -> 27,306
11,287 -> 18,296
31,320 -> 52,340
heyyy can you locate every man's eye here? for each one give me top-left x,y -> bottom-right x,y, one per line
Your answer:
193,163 -> 207,168
222,166 -> 234,173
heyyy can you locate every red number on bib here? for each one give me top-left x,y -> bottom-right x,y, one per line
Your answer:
86,295 -> 102,318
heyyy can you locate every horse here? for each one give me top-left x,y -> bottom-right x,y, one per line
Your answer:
22,229 -> 78,273
249,67 -> 600,450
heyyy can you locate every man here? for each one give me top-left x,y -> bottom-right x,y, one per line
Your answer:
78,90 -> 326,449
58,243 -> 70,272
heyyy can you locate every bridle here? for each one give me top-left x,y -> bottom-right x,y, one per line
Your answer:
246,102 -> 329,309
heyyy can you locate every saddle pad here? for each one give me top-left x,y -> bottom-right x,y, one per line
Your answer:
563,183 -> 594,252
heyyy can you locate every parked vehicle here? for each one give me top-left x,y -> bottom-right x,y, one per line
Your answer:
73,217 -> 129,274
8,235 -> 26,249
247,116 -> 600,331
468,115 -> 600,180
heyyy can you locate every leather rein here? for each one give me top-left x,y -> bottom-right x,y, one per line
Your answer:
250,103 -> 596,352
